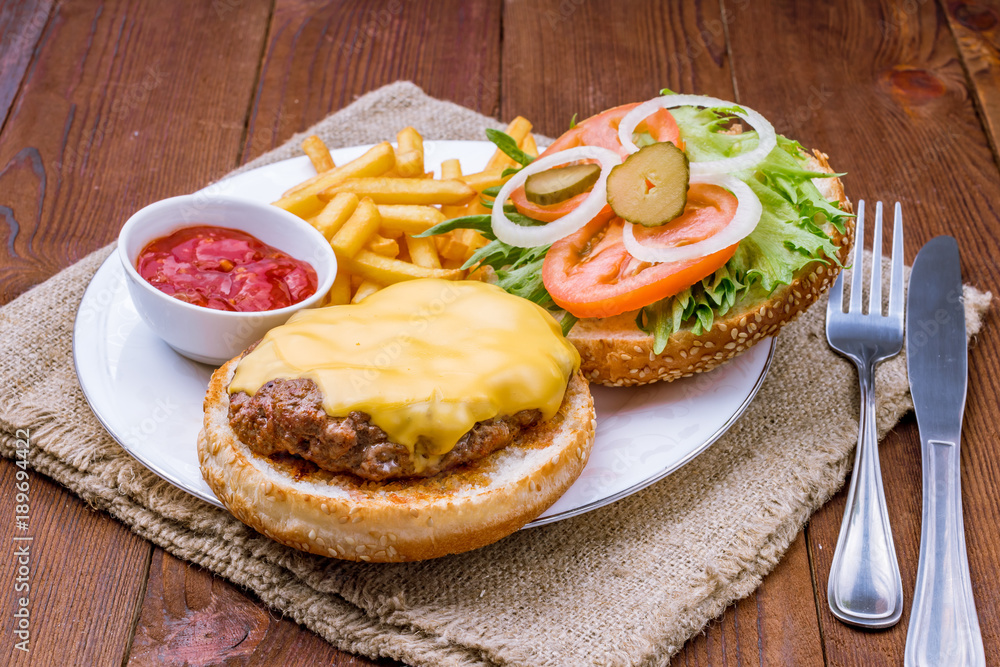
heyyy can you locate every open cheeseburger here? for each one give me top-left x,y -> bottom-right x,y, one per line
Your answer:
422,93 -> 854,385
199,279 -> 595,562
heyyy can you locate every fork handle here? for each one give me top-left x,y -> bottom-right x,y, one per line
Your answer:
904,432 -> 984,666
827,361 -> 904,627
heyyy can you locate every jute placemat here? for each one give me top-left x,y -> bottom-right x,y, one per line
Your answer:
0,81 -> 992,666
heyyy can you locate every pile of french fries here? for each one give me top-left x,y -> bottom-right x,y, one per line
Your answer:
273,119 -> 538,305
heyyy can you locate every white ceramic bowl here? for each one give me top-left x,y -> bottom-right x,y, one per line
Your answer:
118,194 -> 336,365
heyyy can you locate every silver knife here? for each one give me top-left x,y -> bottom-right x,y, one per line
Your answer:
904,236 -> 984,667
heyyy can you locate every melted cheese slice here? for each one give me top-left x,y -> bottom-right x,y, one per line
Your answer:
229,279 -> 580,462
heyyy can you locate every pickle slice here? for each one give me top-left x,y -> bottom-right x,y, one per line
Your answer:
607,142 -> 690,227
524,163 -> 602,206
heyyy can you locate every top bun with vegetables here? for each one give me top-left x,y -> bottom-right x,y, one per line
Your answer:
422,92 -> 853,386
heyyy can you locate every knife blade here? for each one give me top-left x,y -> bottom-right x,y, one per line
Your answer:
904,236 -> 984,667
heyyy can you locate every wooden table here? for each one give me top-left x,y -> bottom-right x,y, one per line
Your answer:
2,1 -> 998,664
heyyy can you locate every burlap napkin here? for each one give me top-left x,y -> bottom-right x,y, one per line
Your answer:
0,81 -> 992,666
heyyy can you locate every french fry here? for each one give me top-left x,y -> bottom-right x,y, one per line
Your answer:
330,198 -> 382,259
351,280 -> 381,303
327,270 -> 352,305
440,159 -> 465,219
376,205 -> 446,235
366,233 -> 399,258
435,233 -> 469,261
440,158 -> 462,179
342,250 -> 463,284
459,168 -> 508,193
522,133 -> 539,158
378,226 -> 404,239
320,177 -> 475,206
485,116 -> 533,169
442,256 -> 466,270
405,235 -> 441,269
395,127 -> 424,178
273,142 -> 395,219
312,192 -> 359,240
302,135 -> 335,172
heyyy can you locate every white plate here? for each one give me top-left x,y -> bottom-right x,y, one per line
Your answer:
73,141 -> 775,527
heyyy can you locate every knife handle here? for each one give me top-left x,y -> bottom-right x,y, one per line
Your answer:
905,435 -> 984,667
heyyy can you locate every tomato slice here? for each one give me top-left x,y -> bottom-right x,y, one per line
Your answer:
542,184 -> 739,319
511,103 -> 682,222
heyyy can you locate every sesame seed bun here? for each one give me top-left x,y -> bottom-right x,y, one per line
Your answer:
570,151 -> 853,387
199,357 -> 596,562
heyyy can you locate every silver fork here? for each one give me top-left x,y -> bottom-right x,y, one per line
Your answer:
825,200 -> 905,628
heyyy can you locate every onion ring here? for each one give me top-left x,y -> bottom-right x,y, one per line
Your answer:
618,94 -> 777,175
621,174 -> 762,264
490,146 -> 621,248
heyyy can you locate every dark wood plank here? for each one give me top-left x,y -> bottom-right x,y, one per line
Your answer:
502,0 -> 737,138
0,457 -> 151,665
0,0 -> 273,304
943,0 -> 1000,157
127,549 -> 400,666
725,0 -> 1000,663
242,0 -> 502,162
0,0 -> 273,662
0,1 -> 54,133
677,533 -> 825,666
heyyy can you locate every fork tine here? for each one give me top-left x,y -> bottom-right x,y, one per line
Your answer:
848,200 -> 866,313
827,272 -> 845,319
869,201 -> 883,315
888,202 -> 904,320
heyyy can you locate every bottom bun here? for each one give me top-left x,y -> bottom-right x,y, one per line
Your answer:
199,356 -> 596,562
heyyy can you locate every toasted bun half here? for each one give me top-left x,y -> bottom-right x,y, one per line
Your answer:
199,357 -> 596,562
570,150 -> 854,386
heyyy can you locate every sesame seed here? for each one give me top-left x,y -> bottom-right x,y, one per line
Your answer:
649,351 -> 655,360
320,503 -> 330,514
339,516 -> 349,524
629,368 -> 638,374
692,340 -> 702,347
731,329 -> 738,340
328,548 -> 337,557
356,545 -> 366,554
749,323 -> 757,332
345,537 -> 355,545
360,555 -> 371,562
621,354 -> 631,361
739,316 -> 747,327
704,342 -> 715,349
388,546 -> 397,557
633,345 -> 643,354
410,509 -> 420,518
379,535 -> 388,546
388,533 -> 397,542
264,481 -> 273,494
664,356 -> 674,362
793,289 -> 802,298
724,342 -> 737,349
308,530 -> 317,540
352,515 -> 363,523
680,350 -> 688,358
754,313 -> 762,323
316,537 -> 325,546
767,309 -> 774,318
784,304 -> 791,313
427,517 -> 434,527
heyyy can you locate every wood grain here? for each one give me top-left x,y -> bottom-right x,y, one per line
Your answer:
677,533 -> 825,666
0,458 -> 151,666
726,0 -> 1000,663
242,0 -> 502,162
944,0 -> 1000,158
0,0 -> 53,133
501,0 -> 736,138
0,0 -> 273,304
127,549 -> 400,666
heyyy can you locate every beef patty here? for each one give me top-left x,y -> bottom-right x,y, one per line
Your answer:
228,378 -> 542,481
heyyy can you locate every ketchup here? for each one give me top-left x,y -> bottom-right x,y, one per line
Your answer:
137,225 -> 318,312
